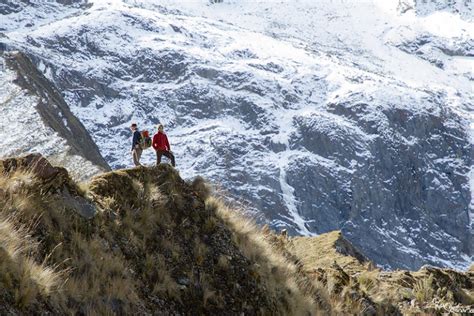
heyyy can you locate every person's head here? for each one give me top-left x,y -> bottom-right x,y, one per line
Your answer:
130,123 -> 138,131
158,124 -> 164,132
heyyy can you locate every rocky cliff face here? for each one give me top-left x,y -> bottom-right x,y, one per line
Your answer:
5,52 -> 110,172
0,51 -> 108,180
0,0 -> 472,270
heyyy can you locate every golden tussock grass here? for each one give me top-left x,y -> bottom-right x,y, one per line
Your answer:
413,275 -> 435,303
357,269 -> 380,293
206,196 -> 322,316
3,164 -> 469,315
0,214 -> 62,309
0,169 -> 141,313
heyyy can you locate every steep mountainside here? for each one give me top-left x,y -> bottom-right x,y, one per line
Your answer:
0,51 -> 108,180
0,154 -> 472,315
398,0 -> 473,19
0,0 -> 472,270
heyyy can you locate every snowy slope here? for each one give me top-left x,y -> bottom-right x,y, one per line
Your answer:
0,0 -> 472,270
0,55 -> 104,180
398,0 -> 473,19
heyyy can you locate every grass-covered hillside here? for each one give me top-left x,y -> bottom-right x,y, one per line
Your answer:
0,154 -> 319,315
0,154 -> 472,315
272,232 -> 473,315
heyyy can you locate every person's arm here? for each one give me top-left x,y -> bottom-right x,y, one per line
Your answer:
152,134 -> 158,150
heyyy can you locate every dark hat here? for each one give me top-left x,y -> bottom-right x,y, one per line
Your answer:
131,123 -> 137,128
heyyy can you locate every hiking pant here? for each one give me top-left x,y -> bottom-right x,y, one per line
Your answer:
156,150 -> 175,167
132,147 -> 143,166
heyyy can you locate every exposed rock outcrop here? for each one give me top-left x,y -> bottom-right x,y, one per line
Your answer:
0,154 -> 96,218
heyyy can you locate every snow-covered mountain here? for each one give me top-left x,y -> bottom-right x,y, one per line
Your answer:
0,51 -> 108,180
0,0 -> 472,270
399,0 -> 473,19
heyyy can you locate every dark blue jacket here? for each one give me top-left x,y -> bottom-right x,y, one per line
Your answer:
132,130 -> 141,150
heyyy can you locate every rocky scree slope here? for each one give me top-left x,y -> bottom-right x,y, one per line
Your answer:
0,0 -> 472,270
0,154 -> 472,315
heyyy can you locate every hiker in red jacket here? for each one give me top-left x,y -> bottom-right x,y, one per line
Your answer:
152,124 -> 176,167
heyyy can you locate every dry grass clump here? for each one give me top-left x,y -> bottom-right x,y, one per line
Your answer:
217,255 -> 230,271
413,275 -> 435,303
0,171 -> 63,298
357,270 -> 380,293
190,176 -> 212,200
206,196 -> 320,315
193,238 -> 208,266
149,254 -> 180,300
88,165 -> 318,314
0,214 -> 62,310
0,169 -> 140,313
198,272 -> 223,308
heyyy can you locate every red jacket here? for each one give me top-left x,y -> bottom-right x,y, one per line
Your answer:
152,132 -> 170,151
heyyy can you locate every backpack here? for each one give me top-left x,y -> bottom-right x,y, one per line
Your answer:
140,130 -> 152,149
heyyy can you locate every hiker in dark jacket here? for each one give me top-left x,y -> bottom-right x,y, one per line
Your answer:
152,124 -> 176,167
130,123 -> 143,167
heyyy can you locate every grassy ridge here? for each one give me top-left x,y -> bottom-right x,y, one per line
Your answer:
0,155 -> 472,315
0,158 -> 319,315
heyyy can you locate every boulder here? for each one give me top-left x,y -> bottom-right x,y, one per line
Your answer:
0,153 -> 62,180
